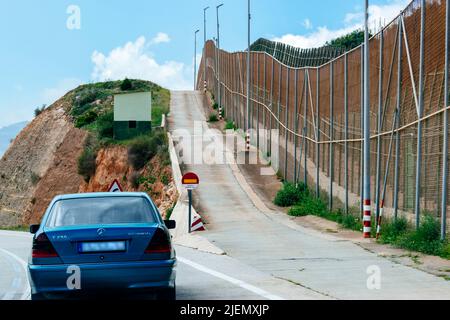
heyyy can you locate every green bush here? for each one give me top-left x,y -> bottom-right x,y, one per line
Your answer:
75,110 -> 98,128
208,113 -> 218,122
161,174 -> 170,186
212,103 -> 219,110
127,136 -> 156,170
225,120 -> 235,130
274,182 -> 308,207
166,205 -> 175,219
77,147 -> 97,182
34,105 -> 46,117
378,217 -> 408,243
130,171 -> 141,189
31,172 -> 41,185
127,131 -> 169,170
121,78 -> 133,91
96,111 -> 114,139
394,215 -> 443,255
288,195 -> 327,217
341,214 -> 362,231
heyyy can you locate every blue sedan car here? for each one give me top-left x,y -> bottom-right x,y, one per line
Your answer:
27,192 -> 177,300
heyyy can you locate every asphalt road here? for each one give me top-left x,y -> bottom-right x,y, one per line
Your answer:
1,90 -> 450,300
0,230 -> 319,300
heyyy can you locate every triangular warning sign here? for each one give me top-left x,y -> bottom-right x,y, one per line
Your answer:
108,179 -> 123,192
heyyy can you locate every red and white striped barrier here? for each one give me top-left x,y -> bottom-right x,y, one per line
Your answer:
376,200 -> 384,239
191,214 -> 205,232
363,199 -> 371,238
245,132 -> 250,151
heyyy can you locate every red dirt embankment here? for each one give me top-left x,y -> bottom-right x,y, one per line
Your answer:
0,94 -> 176,226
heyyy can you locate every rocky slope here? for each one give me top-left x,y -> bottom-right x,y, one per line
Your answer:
0,80 -> 176,227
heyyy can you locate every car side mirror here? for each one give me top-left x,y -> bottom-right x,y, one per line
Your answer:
164,220 -> 176,230
29,224 -> 40,234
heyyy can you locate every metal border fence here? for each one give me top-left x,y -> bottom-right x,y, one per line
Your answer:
197,0 -> 449,238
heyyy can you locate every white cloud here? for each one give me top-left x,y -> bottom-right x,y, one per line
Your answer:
91,36 -> 192,90
42,78 -> 83,104
302,18 -> 313,30
272,0 -> 410,48
151,32 -> 171,44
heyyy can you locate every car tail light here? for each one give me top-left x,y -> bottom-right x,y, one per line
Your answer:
32,233 -> 58,258
145,228 -> 171,254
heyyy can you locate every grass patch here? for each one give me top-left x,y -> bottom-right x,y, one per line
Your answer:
77,134 -> 99,182
0,225 -> 29,232
379,215 -> 450,259
275,183 -> 449,259
225,120 -> 236,130
208,113 -> 218,122
166,204 -> 176,219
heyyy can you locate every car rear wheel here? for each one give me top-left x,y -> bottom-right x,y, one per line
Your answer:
157,285 -> 176,300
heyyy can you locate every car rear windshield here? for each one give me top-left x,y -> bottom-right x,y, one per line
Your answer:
46,197 -> 157,227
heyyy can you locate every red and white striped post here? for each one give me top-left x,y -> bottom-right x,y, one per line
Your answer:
363,199 -> 372,238
362,0 -> 372,239
376,200 -> 384,239
246,132 -> 250,151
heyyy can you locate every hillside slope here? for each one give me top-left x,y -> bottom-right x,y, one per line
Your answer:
0,121 -> 28,157
0,80 -> 176,227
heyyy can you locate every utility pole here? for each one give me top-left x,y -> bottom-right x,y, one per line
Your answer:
194,29 -> 200,90
217,4 -> 224,120
363,0 -> 372,238
414,0 -> 426,230
246,0 -> 251,151
442,0 -> 449,240
203,7 -> 210,92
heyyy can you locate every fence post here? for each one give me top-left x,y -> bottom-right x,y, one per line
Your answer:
278,64 -> 282,172
304,70 -> 309,185
360,44 -> 365,218
285,67 -> 290,180
442,0 -> 449,240
414,0 -> 426,229
294,70 -> 299,184
263,54 -> 267,156
345,53 -> 349,215
316,69 -> 320,198
394,15 -> 403,219
269,58 -> 274,157
329,61 -> 334,211
376,29 -> 384,224
256,53 -> 260,150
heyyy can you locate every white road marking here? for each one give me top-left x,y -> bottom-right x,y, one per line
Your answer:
0,248 -> 31,300
178,256 -> 284,300
0,231 -> 32,238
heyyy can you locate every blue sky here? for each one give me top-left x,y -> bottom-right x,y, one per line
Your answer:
0,0 -> 409,127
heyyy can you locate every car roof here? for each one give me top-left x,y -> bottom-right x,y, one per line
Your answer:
53,192 -> 149,201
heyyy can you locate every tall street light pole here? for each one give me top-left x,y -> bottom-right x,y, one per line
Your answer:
246,0 -> 251,151
217,4 -> 224,119
194,29 -> 200,90
203,7 -> 210,92
363,0 -> 372,238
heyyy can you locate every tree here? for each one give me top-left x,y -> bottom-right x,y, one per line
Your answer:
120,78 -> 133,91
34,104 -> 47,117
326,30 -> 368,51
